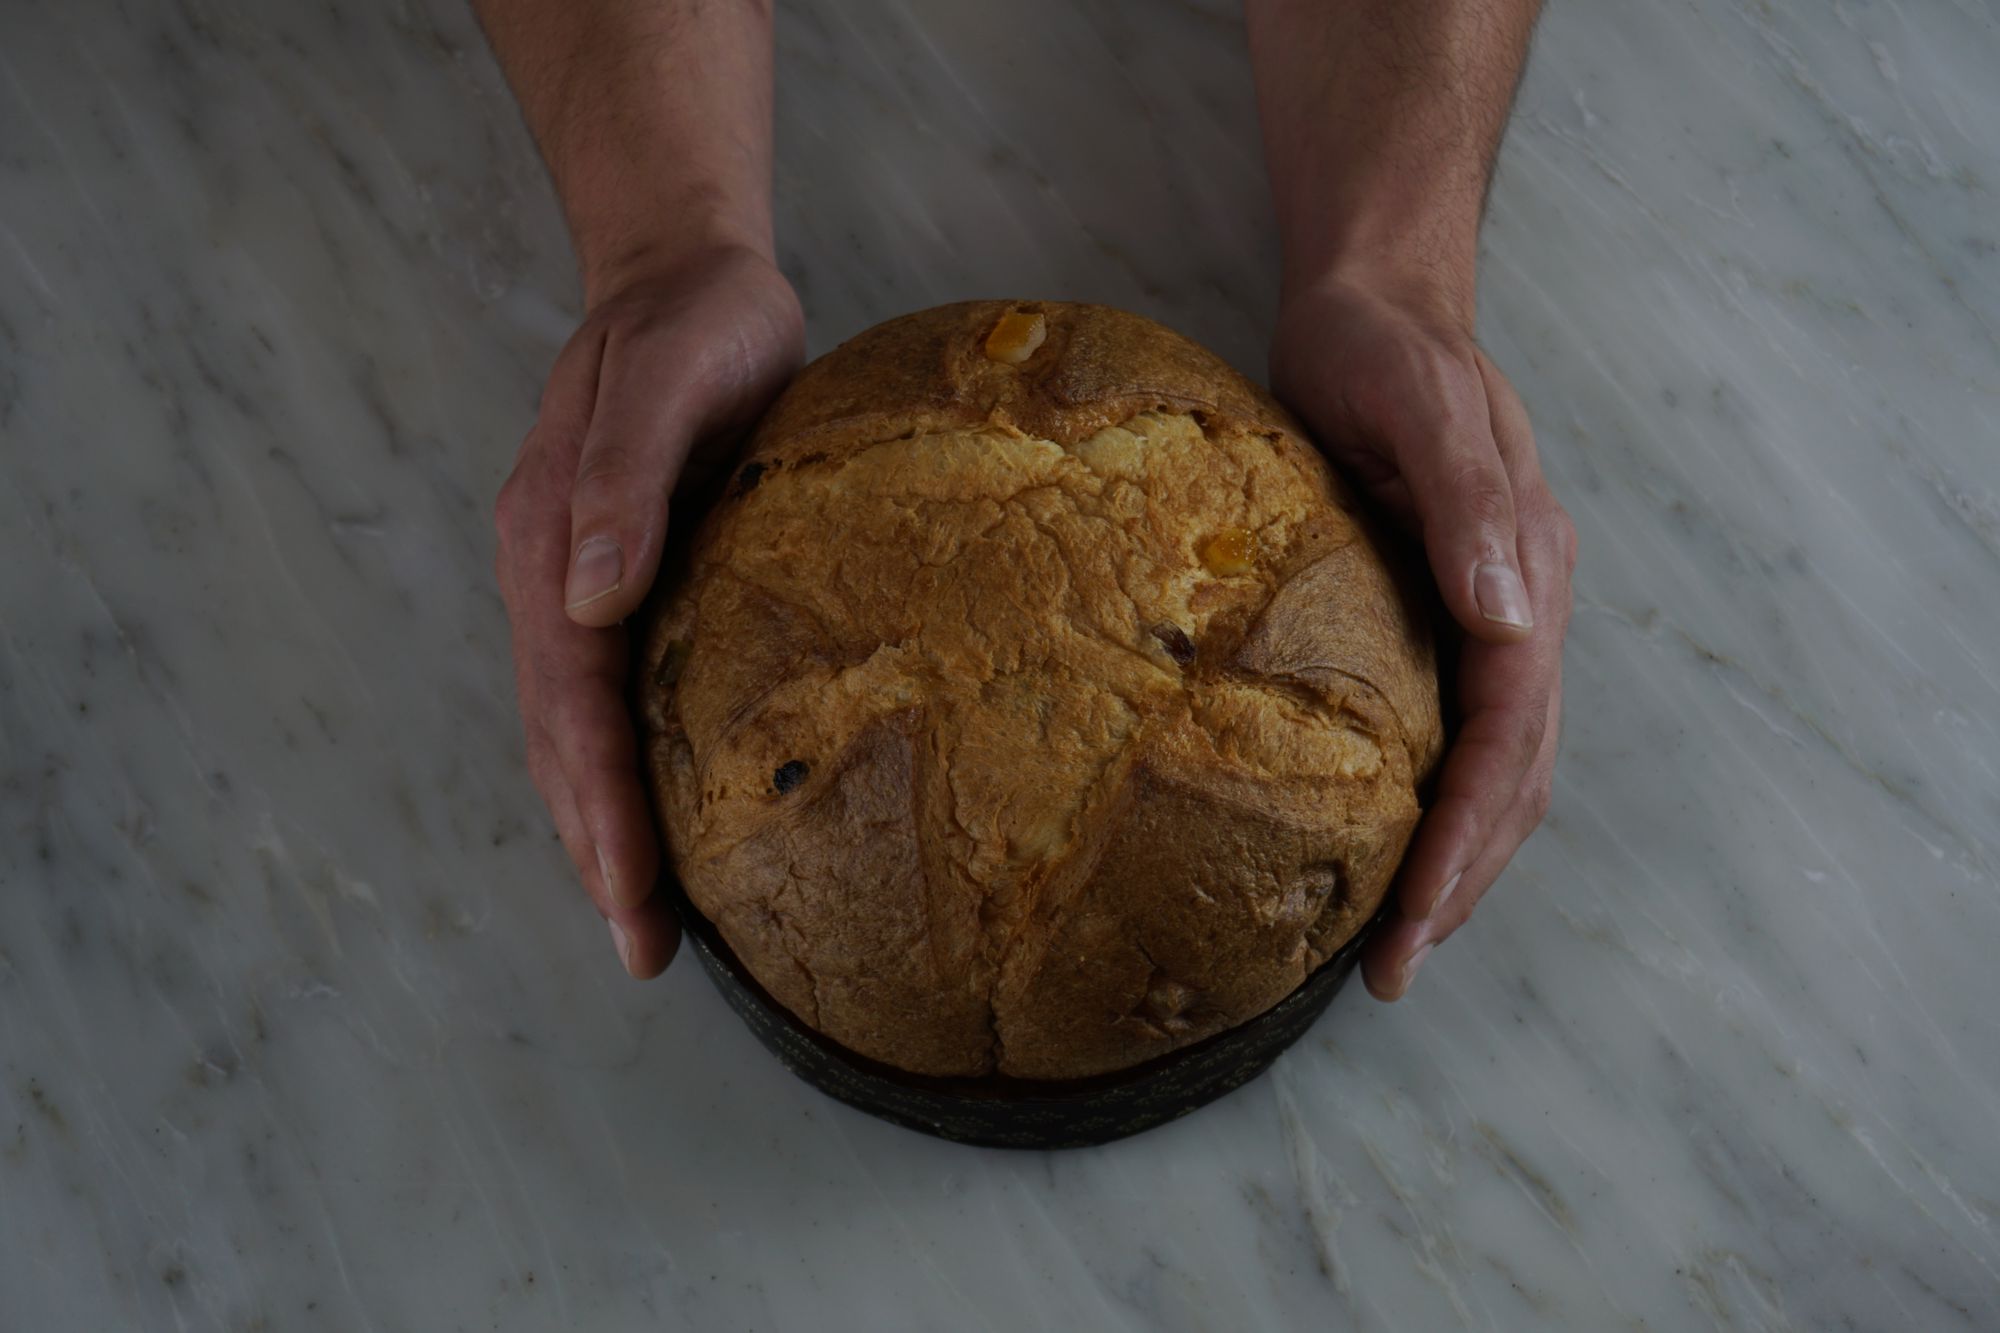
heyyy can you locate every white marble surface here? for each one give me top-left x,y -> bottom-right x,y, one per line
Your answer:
3,0 -> 1997,1327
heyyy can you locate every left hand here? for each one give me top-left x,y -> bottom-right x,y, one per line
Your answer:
494,244 -> 805,978
1270,268 -> 1577,1001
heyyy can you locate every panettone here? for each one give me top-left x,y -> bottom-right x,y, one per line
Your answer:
638,301 -> 1442,1081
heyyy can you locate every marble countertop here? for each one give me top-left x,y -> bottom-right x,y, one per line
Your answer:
4,0 -> 1996,1327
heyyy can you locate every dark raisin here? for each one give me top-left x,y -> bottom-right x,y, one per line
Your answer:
653,638 -> 691,689
771,760 -> 809,794
733,461 -> 766,496
1150,622 -> 1196,666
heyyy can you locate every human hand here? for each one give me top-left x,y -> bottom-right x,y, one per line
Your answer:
494,245 -> 804,977
1270,269 -> 1576,1001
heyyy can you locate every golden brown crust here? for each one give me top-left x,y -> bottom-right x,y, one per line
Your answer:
639,301 -> 1441,1079
743,300 -> 1305,460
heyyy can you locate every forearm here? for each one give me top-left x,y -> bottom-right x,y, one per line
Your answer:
1245,0 -> 1540,327
471,0 -> 777,303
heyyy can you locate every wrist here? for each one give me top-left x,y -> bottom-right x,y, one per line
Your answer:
1273,168 -> 1486,334
515,14 -> 777,311
1281,241 -> 1479,340
574,197 -> 773,312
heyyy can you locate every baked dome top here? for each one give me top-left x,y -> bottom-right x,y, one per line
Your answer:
639,301 -> 1442,1080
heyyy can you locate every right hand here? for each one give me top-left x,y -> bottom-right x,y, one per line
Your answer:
1270,269 -> 1575,1001
494,245 -> 804,977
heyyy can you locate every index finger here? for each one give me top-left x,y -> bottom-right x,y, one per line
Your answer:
514,470 -> 664,916
1364,354 -> 1570,995
1396,622 -> 1558,919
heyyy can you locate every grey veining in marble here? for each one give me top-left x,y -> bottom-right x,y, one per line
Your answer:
3,0 -> 1997,1328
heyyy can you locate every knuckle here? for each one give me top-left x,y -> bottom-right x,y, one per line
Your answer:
1533,492 -> 1579,569
1556,507 -> 1580,572
1407,337 -> 1474,396
1526,492 -> 1579,581
1449,465 -> 1515,530
493,471 -> 527,539
1526,774 -> 1555,822
1516,705 -> 1550,766
1353,338 -> 1474,436
574,441 -> 636,492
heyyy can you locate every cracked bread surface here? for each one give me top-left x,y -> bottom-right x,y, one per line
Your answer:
639,300 -> 1443,1080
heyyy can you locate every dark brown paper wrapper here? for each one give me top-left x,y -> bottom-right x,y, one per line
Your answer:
660,869 -> 1377,1150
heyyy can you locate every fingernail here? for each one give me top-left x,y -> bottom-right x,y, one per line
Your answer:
1474,562 -> 1533,630
608,918 -> 633,973
1401,941 -> 1436,995
565,536 -> 623,611
596,843 -> 617,903
1431,871 -> 1463,919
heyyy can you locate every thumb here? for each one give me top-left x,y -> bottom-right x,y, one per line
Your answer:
562,343 -> 702,630
1397,388 -> 1534,643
